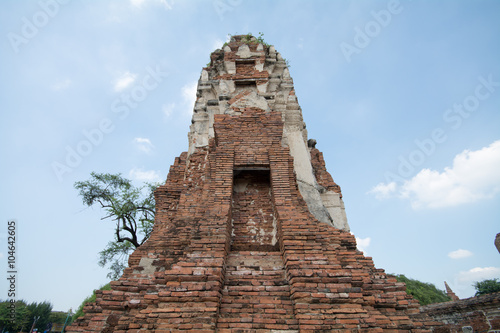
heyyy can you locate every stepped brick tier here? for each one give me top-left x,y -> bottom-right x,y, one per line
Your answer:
68,35 -> 439,332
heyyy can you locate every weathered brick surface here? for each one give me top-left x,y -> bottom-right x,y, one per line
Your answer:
310,148 -> 342,196
217,251 -> 298,332
414,292 -> 500,332
67,35 -> 438,332
231,171 -> 277,251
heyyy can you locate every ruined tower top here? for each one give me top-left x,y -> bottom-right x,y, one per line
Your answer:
444,281 -> 460,301
188,34 -> 349,230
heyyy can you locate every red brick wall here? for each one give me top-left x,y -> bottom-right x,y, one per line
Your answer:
231,170 -> 278,251
415,292 -> 500,332
67,107 -> 441,332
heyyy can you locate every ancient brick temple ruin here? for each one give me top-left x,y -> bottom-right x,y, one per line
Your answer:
68,35 -> 439,332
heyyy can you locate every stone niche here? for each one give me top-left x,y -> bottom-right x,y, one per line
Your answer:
231,169 -> 278,251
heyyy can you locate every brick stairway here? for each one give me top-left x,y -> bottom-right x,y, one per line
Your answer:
216,251 -> 299,332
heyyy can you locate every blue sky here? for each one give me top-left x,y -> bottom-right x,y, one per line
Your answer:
1,0 -> 499,312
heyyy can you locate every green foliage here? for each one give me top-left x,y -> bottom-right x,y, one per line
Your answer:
219,32 -> 290,68
98,241 -> 135,280
393,274 -> 451,305
241,33 -> 252,43
0,300 -> 53,332
223,32 -> 269,49
75,172 -> 159,279
27,301 -> 52,331
49,310 -> 70,324
73,283 -> 111,321
255,32 -> 268,46
241,32 -> 269,46
474,278 -> 500,296
0,300 -> 29,332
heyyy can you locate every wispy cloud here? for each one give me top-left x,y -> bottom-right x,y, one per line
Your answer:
130,0 -> 146,7
369,140 -> 500,209
448,249 -> 473,259
114,71 -> 136,92
368,182 -> 397,200
51,79 -> 72,91
133,137 -> 154,153
130,0 -> 173,10
162,102 -> 175,118
181,81 -> 197,117
297,37 -> 304,50
451,266 -> 500,297
356,236 -> 370,254
456,267 -> 500,285
129,168 -> 162,183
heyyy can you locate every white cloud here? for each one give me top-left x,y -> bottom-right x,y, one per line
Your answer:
456,267 -> 500,285
450,266 -> 500,298
129,168 -> 162,183
369,140 -> 500,209
133,137 -> 154,153
114,71 -> 136,92
181,81 -> 197,117
356,237 -> 370,254
130,0 -> 146,7
130,0 -> 173,10
162,102 -> 175,118
367,182 -> 397,199
448,249 -> 473,259
51,79 -> 72,91
159,0 -> 173,9
297,37 -> 304,50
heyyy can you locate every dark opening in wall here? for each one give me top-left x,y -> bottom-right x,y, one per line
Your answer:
231,169 -> 278,251
234,80 -> 257,92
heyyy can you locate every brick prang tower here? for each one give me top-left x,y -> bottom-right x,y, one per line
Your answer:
68,35 -> 435,332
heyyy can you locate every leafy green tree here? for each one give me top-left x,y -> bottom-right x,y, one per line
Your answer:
0,300 -> 29,332
26,301 -> 53,331
393,274 -> 451,305
50,310 -> 71,325
474,278 -> 500,296
73,283 -> 111,321
75,172 -> 159,279
0,300 -> 53,332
